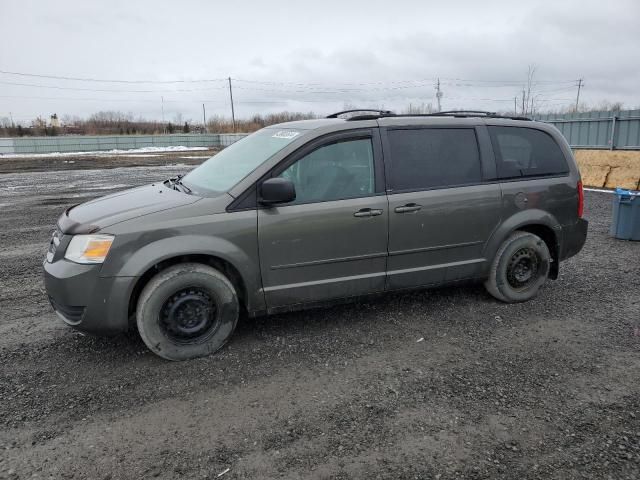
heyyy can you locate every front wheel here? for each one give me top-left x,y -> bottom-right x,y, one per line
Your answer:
136,263 -> 239,361
485,231 -> 551,303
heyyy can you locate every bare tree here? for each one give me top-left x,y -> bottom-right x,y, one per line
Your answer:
523,64 -> 536,116
402,102 -> 433,114
207,111 -> 316,133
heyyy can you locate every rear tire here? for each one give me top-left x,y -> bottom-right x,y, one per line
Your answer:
136,263 -> 239,361
485,231 -> 551,303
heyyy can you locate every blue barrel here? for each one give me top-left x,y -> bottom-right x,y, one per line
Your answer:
610,188 -> 640,241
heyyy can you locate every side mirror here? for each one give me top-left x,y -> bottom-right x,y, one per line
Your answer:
259,178 -> 296,205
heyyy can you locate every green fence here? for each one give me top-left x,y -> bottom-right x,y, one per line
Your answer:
0,133 -> 248,155
536,109 -> 640,150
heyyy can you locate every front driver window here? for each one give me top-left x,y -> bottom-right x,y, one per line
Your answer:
278,138 -> 375,204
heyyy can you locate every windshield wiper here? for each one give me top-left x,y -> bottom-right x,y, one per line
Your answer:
175,174 -> 192,193
165,175 -> 192,194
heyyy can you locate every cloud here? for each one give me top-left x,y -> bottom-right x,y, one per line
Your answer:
0,0 -> 638,123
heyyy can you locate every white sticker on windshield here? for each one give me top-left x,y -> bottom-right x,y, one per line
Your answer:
272,130 -> 300,139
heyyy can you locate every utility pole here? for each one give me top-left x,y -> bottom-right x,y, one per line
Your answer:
9,111 -> 14,127
575,78 -> 583,112
435,78 -> 443,112
161,96 -> 165,133
514,97 -> 517,115
202,103 -> 207,133
228,77 -> 236,133
521,89 -> 526,115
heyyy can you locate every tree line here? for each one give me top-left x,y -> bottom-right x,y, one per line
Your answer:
0,103 -> 635,137
0,111 -> 317,137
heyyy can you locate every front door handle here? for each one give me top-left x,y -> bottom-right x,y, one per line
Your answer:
354,208 -> 383,217
394,203 -> 422,213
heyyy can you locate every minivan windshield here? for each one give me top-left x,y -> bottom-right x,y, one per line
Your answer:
182,128 -> 304,195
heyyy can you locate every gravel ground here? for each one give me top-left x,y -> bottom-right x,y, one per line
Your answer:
0,149 -> 216,174
0,161 -> 639,480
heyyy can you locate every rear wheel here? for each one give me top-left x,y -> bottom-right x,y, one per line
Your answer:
485,231 -> 551,303
136,263 -> 239,361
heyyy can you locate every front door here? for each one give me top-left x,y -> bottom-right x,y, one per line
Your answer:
382,126 -> 502,289
258,130 -> 389,309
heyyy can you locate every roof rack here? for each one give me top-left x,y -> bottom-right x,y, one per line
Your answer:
326,109 -> 395,119
432,110 -> 498,116
326,108 -> 531,122
414,110 -> 531,121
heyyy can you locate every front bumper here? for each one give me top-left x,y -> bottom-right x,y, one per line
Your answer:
560,218 -> 589,261
43,258 -> 134,335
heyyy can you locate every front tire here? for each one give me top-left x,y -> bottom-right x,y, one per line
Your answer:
136,263 -> 239,361
485,231 -> 551,303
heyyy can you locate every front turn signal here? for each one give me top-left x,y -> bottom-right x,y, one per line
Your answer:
64,234 -> 114,264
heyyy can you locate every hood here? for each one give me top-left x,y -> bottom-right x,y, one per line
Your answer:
60,183 -> 200,233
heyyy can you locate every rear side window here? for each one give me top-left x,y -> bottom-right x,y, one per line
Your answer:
489,126 -> 569,179
387,128 -> 482,191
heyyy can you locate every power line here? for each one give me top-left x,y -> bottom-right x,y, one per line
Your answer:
438,77 -> 577,85
0,93 -> 572,105
0,69 -> 579,90
0,79 -> 443,95
0,80 -> 229,94
0,69 -> 227,84
232,78 -> 433,87
0,94 -> 286,104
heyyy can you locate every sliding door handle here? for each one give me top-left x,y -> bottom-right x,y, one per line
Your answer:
394,203 -> 422,213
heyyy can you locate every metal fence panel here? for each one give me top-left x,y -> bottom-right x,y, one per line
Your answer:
0,133 -> 244,155
0,138 -> 14,154
536,109 -> 640,149
215,134 -> 245,147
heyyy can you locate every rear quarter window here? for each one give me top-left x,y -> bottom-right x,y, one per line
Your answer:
488,126 -> 569,179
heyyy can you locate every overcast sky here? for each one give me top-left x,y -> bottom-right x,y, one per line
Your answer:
1,0 -> 639,124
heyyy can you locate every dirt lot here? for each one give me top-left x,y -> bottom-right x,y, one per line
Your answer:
0,149 -> 216,174
0,158 -> 639,479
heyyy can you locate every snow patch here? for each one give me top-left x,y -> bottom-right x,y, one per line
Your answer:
0,145 -> 209,159
118,154 -> 163,158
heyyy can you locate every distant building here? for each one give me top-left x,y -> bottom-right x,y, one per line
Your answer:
50,113 -> 60,128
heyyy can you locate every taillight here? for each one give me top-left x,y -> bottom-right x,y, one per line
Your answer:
577,180 -> 584,218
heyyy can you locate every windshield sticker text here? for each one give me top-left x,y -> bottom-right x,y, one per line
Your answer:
272,130 -> 300,139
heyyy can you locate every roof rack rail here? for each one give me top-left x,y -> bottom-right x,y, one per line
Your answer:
421,111 -> 532,121
433,110 -> 498,116
415,110 -> 531,120
327,108 -> 532,121
326,109 -> 395,119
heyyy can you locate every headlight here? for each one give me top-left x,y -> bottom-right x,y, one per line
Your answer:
64,234 -> 114,264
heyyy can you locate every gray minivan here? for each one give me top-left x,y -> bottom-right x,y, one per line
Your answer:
44,110 -> 588,360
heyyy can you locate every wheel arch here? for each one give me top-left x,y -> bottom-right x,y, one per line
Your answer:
127,253 -> 249,325
484,210 -> 561,280
103,234 -> 264,327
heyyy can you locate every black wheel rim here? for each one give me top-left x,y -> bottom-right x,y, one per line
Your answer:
159,287 -> 219,344
506,247 -> 540,290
